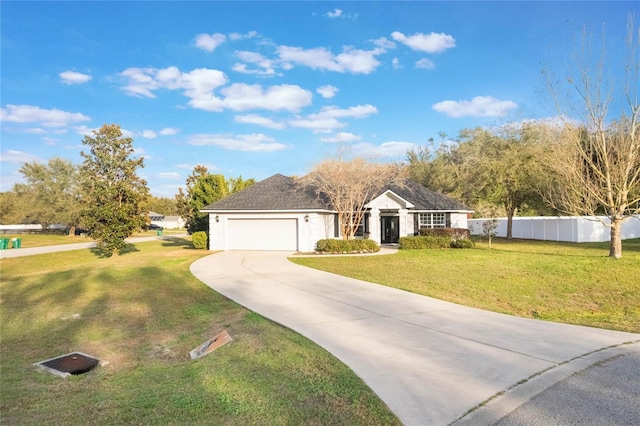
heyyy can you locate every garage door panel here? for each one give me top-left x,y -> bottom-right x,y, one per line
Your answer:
227,219 -> 298,250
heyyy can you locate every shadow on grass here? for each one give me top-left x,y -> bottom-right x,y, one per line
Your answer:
90,243 -> 141,258
0,249 -> 399,426
160,237 -> 195,249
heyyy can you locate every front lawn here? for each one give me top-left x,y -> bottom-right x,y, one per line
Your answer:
0,233 -> 91,248
0,230 -> 186,249
291,238 -> 640,333
0,239 -> 399,425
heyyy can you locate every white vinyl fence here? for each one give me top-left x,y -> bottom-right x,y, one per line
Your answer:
468,215 -> 640,243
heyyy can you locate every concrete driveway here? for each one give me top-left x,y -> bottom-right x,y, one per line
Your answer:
190,251 -> 640,426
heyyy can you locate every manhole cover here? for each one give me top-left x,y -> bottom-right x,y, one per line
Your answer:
34,352 -> 101,378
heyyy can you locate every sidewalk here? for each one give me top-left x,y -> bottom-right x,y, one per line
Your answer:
0,235 -> 184,259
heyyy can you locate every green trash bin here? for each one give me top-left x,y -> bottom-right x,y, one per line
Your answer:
157,229 -> 163,236
11,238 -> 22,249
0,238 -> 8,250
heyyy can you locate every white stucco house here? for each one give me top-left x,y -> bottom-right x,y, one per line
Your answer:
201,174 -> 473,251
148,212 -> 185,229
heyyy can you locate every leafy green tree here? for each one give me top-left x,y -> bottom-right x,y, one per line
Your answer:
229,176 -> 256,193
176,166 -> 255,234
0,191 -> 27,225
145,196 -> 178,215
79,124 -> 149,256
11,158 -> 81,233
458,126 -> 547,239
408,125 -> 548,239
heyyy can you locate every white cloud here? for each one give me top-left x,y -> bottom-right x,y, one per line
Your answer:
0,149 -> 42,163
320,132 -> 361,143
120,128 -> 135,138
391,31 -> 456,53
119,66 -> 227,98
311,104 -> 378,119
228,31 -> 258,41
141,130 -> 157,139
74,125 -> 97,136
24,128 -> 47,134
373,37 -> 396,49
432,96 -> 518,118
195,33 -> 226,52
324,8 -> 358,19
157,172 -> 182,180
43,137 -> 60,145
189,133 -> 287,152
415,58 -> 435,69
159,127 -> 179,135
316,85 -> 339,99
353,141 -> 417,158
0,104 -> 91,127
288,117 -> 346,133
233,51 -> 277,75
290,104 -> 378,133
278,45 -> 384,74
216,83 -> 312,112
119,67 -> 311,113
392,58 -> 402,69
234,114 -> 285,129
60,70 -> 92,85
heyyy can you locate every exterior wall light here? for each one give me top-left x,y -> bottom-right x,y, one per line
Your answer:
215,215 -> 220,222
304,215 -> 309,222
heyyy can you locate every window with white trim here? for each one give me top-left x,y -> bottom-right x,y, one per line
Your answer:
419,213 -> 446,228
354,214 -> 369,237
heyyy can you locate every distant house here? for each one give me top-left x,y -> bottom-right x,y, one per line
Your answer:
148,212 -> 184,230
200,174 -> 472,251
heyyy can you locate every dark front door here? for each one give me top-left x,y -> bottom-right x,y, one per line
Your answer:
381,216 -> 400,244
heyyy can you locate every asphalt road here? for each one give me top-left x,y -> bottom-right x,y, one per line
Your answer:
494,347 -> 640,426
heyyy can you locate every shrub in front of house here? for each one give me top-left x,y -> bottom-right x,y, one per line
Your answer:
399,236 -> 452,249
315,239 -> 380,253
450,238 -> 475,249
192,231 -> 208,249
419,227 -> 471,239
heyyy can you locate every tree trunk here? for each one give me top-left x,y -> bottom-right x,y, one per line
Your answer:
609,219 -> 623,259
506,207 -> 516,240
68,225 -> 76,236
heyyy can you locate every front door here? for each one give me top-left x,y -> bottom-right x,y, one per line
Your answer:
381,216 -> 400,244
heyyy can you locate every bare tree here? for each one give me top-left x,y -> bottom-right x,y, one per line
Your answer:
298,157 -> 406,240
544,16 -> 640,258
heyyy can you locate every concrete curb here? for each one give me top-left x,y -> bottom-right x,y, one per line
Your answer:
451,341 -> 640,425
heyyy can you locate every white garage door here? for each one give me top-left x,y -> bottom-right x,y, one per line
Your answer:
227,219 -> 298,250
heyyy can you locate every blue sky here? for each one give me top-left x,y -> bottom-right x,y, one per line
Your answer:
1,1 -> 637,197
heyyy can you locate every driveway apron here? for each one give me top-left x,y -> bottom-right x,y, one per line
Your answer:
190,251 -> 640,426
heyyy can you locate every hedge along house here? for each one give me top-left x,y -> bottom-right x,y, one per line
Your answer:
200,174 -> 473,251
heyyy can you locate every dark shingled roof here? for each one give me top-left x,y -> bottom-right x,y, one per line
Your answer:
201,174 -> 332,210
383,180 -> 471,211
202,173 -> 471,212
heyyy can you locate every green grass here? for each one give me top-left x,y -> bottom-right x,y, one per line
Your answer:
0,230 -> 186,249
291,238 -> 640,334
0,239 -> 399,425
0,233 -> 92,248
